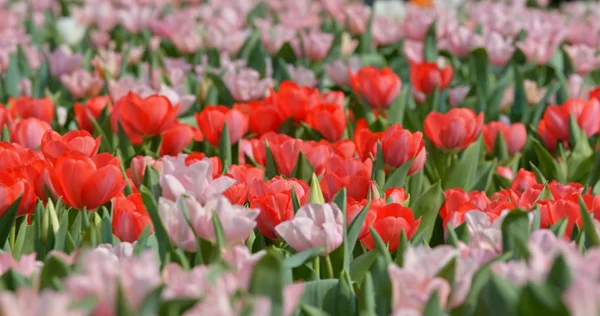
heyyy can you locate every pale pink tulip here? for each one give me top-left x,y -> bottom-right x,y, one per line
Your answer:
565,20 -> 599,47
223,67 -> 274,102
158,84 -> 196,115
287,64 -> 318,88
118,5 -> 157,33
564,44 -> 600,76
255,19 -> 296,55
45,45 -> 83,77
403,40 -> 424,64
159,154 -> 235,204
92,49 -> 122,78
484,32 -> 514,66
388,264 -> 452,313
60,69 -> 104,99
403,6 -> 434,41
324,57 -> 360,87
291,29 -> 333,61
442,26 -> 482,58
222,246 -> 265,287
159,196 -> 200,252
517,31 -> 564,65
337,4 -> 371,35
275,203 -> 344,255
563,279 -> 600,316
448,85 -> 470,107
206,28 -> 250,56
372,16 -> 404,47
0,252 -> 41,277
168,27 -> 204,55
0,288 -> 85,316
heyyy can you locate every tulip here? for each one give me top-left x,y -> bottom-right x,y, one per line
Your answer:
538,99 -> 600,152
301,141 -> 332,176
193,195 -> 259,244
0,106 -> 10,131
223,164 -> 264,205
112,193 -> 152,242
564,44 -> 600,76
539,198 -> 581,239
45,45 -> 83,77
410,62 -> 454,95
496,166 -> 515,181
424,108 -> 484,150
56,16 -> 87,45
354,118 -> 383,161
276,203 -> 344,255
0,288 -> 82,316
183,153 -> 222,178
277,81 -> 319,121
484,32 -> 515,67
439,188 -> 491,228
347,198 -> 384,240
249,177 -> 310,239
223,67 -> 274,102
255,19 -> 296,54
447,85 -> 470,107
361,203 -> 421,251
548,181 -> 584,200
482,121 -> 527,156
50,152 -> 124,210
320,156 -> 372,202
9,97 -> 55,123
286,65 -> 319,88
381,124 -> 427,175
127,156 -> 158,189
74,96 -> 112,133
158,197 -> 197,251
305,103 -> 347,142
510,169 -> 537,193
159,123 -> 194,156
0,143 -> 39,171
60,69 -> 104,99
195,105 -> 248,147
10,118 -> 52,150
372,16 -> 404,47
160,155 -> 234,204
385,188 -> 408,204
41,130 -> 101,161
350,66 -> 402,109
324,58 -> 361,87
270,137 -> 304,178
443,26 -> 482,58
0,173 -> 28,217
290,29 -> 333,61
112,92 -> 179,145
319,91 -> 345,108
332,140 -> 356,159
248,101 -> 286,136
337,4 -> 371,35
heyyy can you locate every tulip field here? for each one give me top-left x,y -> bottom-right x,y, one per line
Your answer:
3,0 -> 600,315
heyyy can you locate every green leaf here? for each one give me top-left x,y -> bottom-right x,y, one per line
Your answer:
0,196 -> 22,249
358,12 -> 374,54
117,122 -> 135,164
308,173 -> 325,204
383,158 -> 414,191
218,123 -> 232,168
11,216 -> 28,259
39,255 -> 70,290
116,282 -> 136,316
493,132 -> 509,161
326,269 -> 357,315
517,282 -> 569,316
501,210 -> 531,260
291,186 -> 301,214
586,150 -> 600,189
546,254 -> 572,292
133,225 -> 152,256
530,162 -> 548,184
423,290 -> 443,316
283,247 -> 324,268
532,139 -> 563,182
212,212 -> 227,252
368,226 -> 393,263
4,52 -> 20,98
436,256 -> 457,289
349,250 -> 378,284
141,186 -> 173,265
138,286 -> 165,316
291,152 -> 314,183
0,269 -> 30,291
393,229 -> 409,267
301,279 -> 338,309
206,72 -> 234,106
387,86 -> 409,125
473,274 -> 518,316
424,23 -> 438,62
358,272 -> 377,316
470,48 -> 490,113
264,140 -> 278,179
445,137 -> 482,191
142,165 -> 162,198
157,298 -> 198,316
101,211 -> 113,245
347,201 -> 371,258
1,125 -> 10,142
411,181 -> 445,242
511,63 -> 526,123
249,252 -> 284,316
372,142 -> 385,189
579,195 -> 600,247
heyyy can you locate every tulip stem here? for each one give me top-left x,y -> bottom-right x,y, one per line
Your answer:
325,255 -> 334,279
313,256 -> 320,279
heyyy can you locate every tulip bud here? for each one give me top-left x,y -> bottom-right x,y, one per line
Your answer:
46,199 -> 60,234
367,180 -> 381,201
308,173 -> 325,204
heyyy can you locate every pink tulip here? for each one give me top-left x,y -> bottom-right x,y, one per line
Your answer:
60,69 -> 104,100
286,65 -> 318,88
0,253 -> 41,277
168,27 -> 204,55
191,195 -> 259,244
205,28 -> 250,56
403,40 -> 424,65
403,6 -> 434,41
45,45 -> 83,77
0,288 -> 85,316
222,246 -> 265,287
517,31 -> 564,65
291,29 -> 333,61
336,4 -> 371,35
564,44 -> 600,76
255,19 -> 297,54
223,67 -> 274,102
442,26 -> 482,58
159,155 -> 235,204
483,32 -> 515,67
324,57 -> 360,87
447,85 -> 470,107
372,16 -> 404,47
563,279 -> 600,316
118,5 -> 157,34
275,203 -> 344,255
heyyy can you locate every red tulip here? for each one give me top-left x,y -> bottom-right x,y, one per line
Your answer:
41,130 -> 101,161
50,152 -> 124,210
271,138 -> 303,177
127,156 -> 159,188
196,105 -> 248,147
0,106 -> 11,131
10,118 -> 52,150
0,172 -> 28,217
223,164 -> 265,205
496,166 -> 514,181
510,169 -> 537,193
277,81 -> 319,122
482,121 -> 527,155
9,97 -> 55,123
112,193 -> 153,242
590,87 -> 600,102
354,118 -> 383,160
350,66 -> 401,109
319,91 -> 345,108
538,99 -> 600,152
112,92 -> 179,145
424,108 -> 484,150
539,198 -> 581,239
410,62 -> 454,95
347,198 -> 385,240
548,181 -> 584,200
249,132 -> 293,167
0,143 -> 39,171
248,177 -> 310,239
306,103 -> 347,141
320,156 -> 372,202
381,124 -> 426,175
74,96 -> 112,133
385,187 -> 408,204
361,203 -> 421,251
332,140 -> 356,159
248,101 -> 286,136
159,123 -> 194,156
439,188 -> 491,227
301,141 -> 332,176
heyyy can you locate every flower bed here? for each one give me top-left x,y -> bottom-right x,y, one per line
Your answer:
0,0 -> 599,315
